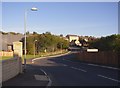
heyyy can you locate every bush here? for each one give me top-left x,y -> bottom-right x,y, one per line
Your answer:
89,34 -> 120,53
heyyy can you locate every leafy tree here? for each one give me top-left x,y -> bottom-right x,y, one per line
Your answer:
33,31 -> 38,35
21,32 -> 69,54
26,31 -> 30,35
89,34 -> 120,53
60,34 -> 63,37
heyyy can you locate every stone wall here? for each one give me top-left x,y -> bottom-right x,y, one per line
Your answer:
2,57 -> 22,82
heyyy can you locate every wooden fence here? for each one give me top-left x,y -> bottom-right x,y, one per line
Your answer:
75,51 -> 119,67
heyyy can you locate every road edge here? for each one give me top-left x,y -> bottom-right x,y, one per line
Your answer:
32,51 -> 71,63
40,68 -> 52,87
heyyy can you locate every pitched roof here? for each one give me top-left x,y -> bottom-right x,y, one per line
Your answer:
66,34 -> 78,37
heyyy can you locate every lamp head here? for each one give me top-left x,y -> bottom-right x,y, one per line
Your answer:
31,7 -> 38,11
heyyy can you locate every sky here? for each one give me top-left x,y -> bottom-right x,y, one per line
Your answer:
1,0 -> 120,2
2,2 -> 118,37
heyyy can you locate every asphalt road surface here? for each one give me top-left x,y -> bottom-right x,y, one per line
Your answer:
32,52 -> 119,86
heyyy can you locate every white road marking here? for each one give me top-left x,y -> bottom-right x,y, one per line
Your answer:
60,63 -> 68,66
63,58 -> 120,70
40,69 -> 52,87
47,77 -> 52,87
40,68 -> 48,76
62,59 -> 73,63
87,64 -> 98,66
63,64 -> 68,66
71,67 -> 87,72
88,64 -> 120,70
98,74 -> 120,83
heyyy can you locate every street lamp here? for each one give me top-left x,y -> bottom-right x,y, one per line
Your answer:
31,7 -> 38,11
34,40 -> 37,58
24,7 -> 38,70
61,43 -> 63,53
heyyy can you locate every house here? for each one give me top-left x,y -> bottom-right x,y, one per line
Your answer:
66,34 -> 82,46
66,34 -> 79,42
1,32 -> 24,51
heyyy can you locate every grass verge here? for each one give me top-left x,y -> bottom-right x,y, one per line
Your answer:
1,50 -> 68,61
0,56 -> 13,60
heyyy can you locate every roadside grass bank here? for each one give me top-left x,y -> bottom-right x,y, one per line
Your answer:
22,50 -> 68,63
1,50 -> 68,61
0,56 -> 13,60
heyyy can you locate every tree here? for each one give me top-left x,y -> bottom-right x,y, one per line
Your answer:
89,34 -> 120,52
26,31 -> 30,35
21,32 -> 69,54
60,34 -> 63,37
33,31 -> 38,35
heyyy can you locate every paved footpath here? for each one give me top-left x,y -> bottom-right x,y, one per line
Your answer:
2,64 -> 49,87
2,52 -> 71,87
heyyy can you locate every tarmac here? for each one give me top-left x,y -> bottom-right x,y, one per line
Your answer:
2,52 -> 71,88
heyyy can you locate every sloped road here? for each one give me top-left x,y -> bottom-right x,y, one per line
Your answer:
33,52 -> 119,86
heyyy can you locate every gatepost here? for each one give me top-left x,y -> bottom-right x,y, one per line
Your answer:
13,41 -> 23,73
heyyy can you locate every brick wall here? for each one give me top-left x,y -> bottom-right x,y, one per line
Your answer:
2,57 -> 22,82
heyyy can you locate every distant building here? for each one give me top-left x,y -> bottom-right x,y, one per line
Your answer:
75,40 -> 82,46
66,35 -> 79,42
66,34 -> 82,46
1,32 -> 24,51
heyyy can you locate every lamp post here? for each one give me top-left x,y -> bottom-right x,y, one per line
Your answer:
34,40 -> 37,58
61,43 -> 63,53
24,7 -> 38,70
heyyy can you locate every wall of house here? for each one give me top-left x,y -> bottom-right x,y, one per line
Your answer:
2,33 -> 24,51
69,36 -> 79,42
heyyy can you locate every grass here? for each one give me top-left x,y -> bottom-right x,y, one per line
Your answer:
1,50 -> 68,61
22,55 -> 40,60
22,50 -> 68,61
0,56 -> 13,60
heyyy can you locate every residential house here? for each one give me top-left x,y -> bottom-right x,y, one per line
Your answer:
1,32 -> 24,51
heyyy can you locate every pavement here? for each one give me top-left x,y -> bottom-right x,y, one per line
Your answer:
2,50 -> 119,87
2,52 -> 71,87
2,63 -> 49,87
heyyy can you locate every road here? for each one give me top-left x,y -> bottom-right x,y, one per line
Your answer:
32,51 -> 119,86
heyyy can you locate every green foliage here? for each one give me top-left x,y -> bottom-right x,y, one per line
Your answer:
1,56 -> 13,60
21,32 -> 69,54
9,32 -> 16,35
33,31 -> 38,35
89,34 -> 120,53
0,31 -> 21,35
1,32 -> 8,35
26,31 -> 30,35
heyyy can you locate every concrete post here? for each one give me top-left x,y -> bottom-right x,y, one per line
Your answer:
13,42 -> 23,73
